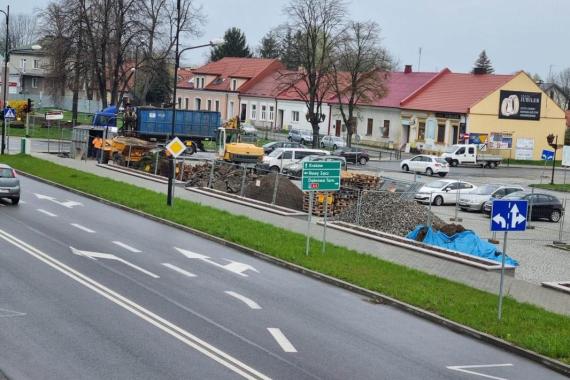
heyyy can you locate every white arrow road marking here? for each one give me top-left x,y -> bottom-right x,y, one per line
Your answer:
0,308 -> 26,318
447,363 -> 513,380
0,229 -> 269,380
225,291 -> 262,310
267,328 -> 297,353
112,241 -> 142,253
34,193 -> 83,209
70,247 -> 159,278
492,214 -> 506,228
162,263 -> 196,278
175,247 -> 259,277
70,223 -> 96,234
37,209 -> 58,217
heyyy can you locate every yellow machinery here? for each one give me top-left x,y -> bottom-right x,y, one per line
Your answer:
217,117 -> 264,163
102,136 -> 157,167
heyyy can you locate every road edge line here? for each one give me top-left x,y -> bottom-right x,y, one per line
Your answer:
16,169 -> 570,377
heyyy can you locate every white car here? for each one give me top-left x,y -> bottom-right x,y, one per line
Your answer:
241,123 -> 257,136
401,155 -> 449,177
414,179 -> 477,206
320,135 -> 346,150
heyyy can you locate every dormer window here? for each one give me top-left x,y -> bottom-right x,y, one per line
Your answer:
231,79 -> 237,91
195,77 -> 205,89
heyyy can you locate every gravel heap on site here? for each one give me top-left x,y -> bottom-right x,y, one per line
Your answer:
337,191 -> 445,236
244,173 -> 304,211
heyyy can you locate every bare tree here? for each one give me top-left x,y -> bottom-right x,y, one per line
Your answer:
330,21 -> 393,146
552,68 -> 570,110
282,0 -> 346,148
0,14 -> 40,50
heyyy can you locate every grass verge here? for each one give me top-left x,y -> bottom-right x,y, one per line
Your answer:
531,183 -> 570,193
2,154 -> 570,365
507,159 -> 562,167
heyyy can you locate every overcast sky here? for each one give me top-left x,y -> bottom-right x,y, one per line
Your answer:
6,0 -> 570,79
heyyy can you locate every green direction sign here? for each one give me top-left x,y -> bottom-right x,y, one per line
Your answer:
301,161 -> 341,191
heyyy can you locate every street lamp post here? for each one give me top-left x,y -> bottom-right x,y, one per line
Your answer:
0,5 -> 9,155
166,0 -> 223,206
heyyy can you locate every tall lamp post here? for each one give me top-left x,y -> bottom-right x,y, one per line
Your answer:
166,0 -> 223,206
0,5 -> 9,155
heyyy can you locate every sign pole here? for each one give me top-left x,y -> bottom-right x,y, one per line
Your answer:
498,231 -> 508,321
305,191 -> 313,256
322,192 -> 328,253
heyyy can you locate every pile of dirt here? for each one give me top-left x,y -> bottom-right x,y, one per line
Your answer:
244,173 -> 304,211
438,223 -> 466,236
337,191 -> 445,237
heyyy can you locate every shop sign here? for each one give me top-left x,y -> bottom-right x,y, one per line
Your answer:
467,133 -> 488,144
498,90 -> 541,121
515,138 -> 534,160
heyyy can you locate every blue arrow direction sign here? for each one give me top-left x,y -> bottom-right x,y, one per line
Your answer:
490,199 -> 528,232
541,149 -> 554,161
3,108 -> 16,119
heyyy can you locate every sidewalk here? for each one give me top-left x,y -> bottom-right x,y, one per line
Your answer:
24,152 -> 570,316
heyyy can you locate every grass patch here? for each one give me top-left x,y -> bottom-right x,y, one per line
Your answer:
507,159 -> 562,167
2,154 -> 570,365
531,183 -> 570,193
8,126 -> 72,140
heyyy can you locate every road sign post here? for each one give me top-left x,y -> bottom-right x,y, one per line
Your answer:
490,199 -> 528,320
302,161 -> 341,255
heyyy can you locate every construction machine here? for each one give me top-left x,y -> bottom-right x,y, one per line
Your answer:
101,136 -> 158,169
217,117 -> 264,163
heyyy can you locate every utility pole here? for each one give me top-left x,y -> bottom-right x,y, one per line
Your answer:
167,0 -> 181,206
1,5 -> 9,155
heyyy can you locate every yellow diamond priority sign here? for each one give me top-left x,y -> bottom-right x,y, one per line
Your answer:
166,137 -> 186,158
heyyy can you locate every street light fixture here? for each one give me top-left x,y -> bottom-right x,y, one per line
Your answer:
166,1 -> 223,206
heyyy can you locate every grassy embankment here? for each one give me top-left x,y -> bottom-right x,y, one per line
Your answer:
1,154 -> 569,365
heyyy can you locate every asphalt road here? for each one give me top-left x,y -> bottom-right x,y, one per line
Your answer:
0,176 -> 565,379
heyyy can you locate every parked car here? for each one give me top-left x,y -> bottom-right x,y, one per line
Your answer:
334,147 -> 369,165
0,164 -> 20,205
287,129 -> 314,145
263,141 -> 305,155
441,143 -> 502,168
320,135 -> 346,150
458,184 -> 524,212
401,155 -> 449,177
282,155 -> 347,178
258,147 -> 329,173
241,123 -> 257,136
482,191 -> 564,222
414,179 -> 477,206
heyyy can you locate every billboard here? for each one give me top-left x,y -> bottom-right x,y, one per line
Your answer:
498,90 -> 541,121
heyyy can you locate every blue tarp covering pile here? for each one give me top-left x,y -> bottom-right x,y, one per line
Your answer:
406,225 -> 519,266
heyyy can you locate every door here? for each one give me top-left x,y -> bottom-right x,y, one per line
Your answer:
442,182 -> 460,203
366,118 -> 373,136
528,194 -> 542,220
240,104 -> 247,121
409,156 -> 424,171
335,120 -> 341,137
465,146 -> 476,163
455,146 -> 466,163
280,150 -> 294,168
452,126 -> 458,144
277,109 -> 284,129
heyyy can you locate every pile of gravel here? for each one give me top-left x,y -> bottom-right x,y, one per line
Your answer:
337,191 -> 444,236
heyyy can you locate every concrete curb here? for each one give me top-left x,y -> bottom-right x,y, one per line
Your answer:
16,170 -> 570,377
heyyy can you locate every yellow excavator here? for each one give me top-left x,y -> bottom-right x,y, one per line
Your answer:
217,117 -> 264,163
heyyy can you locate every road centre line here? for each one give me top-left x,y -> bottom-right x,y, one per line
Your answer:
225,291 -> 262,310
162,263 -> 196,278
70,223 -> 96,233
0,228 -> 270,380
37,209 -> 58,217
112,241 -> 142,253
267,328 -> 297,353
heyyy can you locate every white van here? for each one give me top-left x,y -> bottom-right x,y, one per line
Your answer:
259,148 -> 329,172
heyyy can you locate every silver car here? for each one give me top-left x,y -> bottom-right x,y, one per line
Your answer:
320,135 -> 346,150
458,184 -> 524,212
0,164 -> 20,205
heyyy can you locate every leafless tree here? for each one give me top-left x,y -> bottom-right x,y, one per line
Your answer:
0,14 -> 41,50
282,0 -> 346,148
330,21 -> 393,146
552,68 -> 570,110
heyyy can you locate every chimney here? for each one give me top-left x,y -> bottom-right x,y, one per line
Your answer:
404,65 -> 413,74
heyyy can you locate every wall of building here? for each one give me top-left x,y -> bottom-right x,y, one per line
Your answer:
400,110 -> 465,153
176,88 -> 239,121
276,99 -> 330,133
239,96 -> 277,129
469,72 -> 567,160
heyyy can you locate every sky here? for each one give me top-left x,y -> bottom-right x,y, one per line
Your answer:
5,0 -> 570,79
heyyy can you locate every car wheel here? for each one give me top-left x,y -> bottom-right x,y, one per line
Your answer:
11,197 -> 20,205
402,164 -> 409,172
300,139 -> 305,145
433,195 -> 443,206
270,166 -> 280,173
450,160 -> 458,167
287,137 -> 292,142
426,167 -> 433,176
438,172 -> 447,177
550,209 -> 562,223
489,161 -> 497,169
320,143 -> 325,148
359,157 -> 368,165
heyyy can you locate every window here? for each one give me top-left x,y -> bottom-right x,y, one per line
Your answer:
417,121 -> 425,141
411,156 -> 423,161
185,98 -> 189,109
20,58 -> 26,70
383,120 -> 390,138
31,77 -> 38,88
231,79 -> 237,91
229,101 -> 234,116
251,104 -> 257,119
366,119 -> 373,136
269,106 -> 274,121
445,183 -> 460,190
292,111 -> 299,122
207,99 -> 212,111
282,151 -> 293,159
33,59 -> 40,69
194,98 -> 201,110
261,105 -> 267,120
215,100 -> 220,112
459,183 -> 473,189
436,123 -> 445,143
177,97 -> 182,108
468,147 -> 475,154
456,147 -> 465,154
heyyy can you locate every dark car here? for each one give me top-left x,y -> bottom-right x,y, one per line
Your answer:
334,147 -> 369,165
482,191 -> 564,222
0,164 -> 20,205
262,141 -> 305,155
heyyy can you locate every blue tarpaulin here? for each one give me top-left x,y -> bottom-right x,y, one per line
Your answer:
406,225 -> 519,266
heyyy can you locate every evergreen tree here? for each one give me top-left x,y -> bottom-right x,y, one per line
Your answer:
280,27 -> 302,69
210,27 -> 252,61
472,50 -> 494,74
145,59 -> 171,105
258,31 -> 281,59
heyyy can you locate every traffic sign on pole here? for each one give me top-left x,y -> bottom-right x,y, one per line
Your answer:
165,136 -> 186,158
301,161 -> 341,192
541,149 -> 554,161
3,108 -> 15,119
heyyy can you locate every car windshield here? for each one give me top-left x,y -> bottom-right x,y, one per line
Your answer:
263,142 -> 277,148
426,180 -> 449,188
503,191 -> 526,199
0,168 -> 14,178
435,158 -> 447,164
301,130 -> 312,136
268,149 -> 283,157
444,145 -> 459,153
300,155 -> 322,162
472,184 -> 500,195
